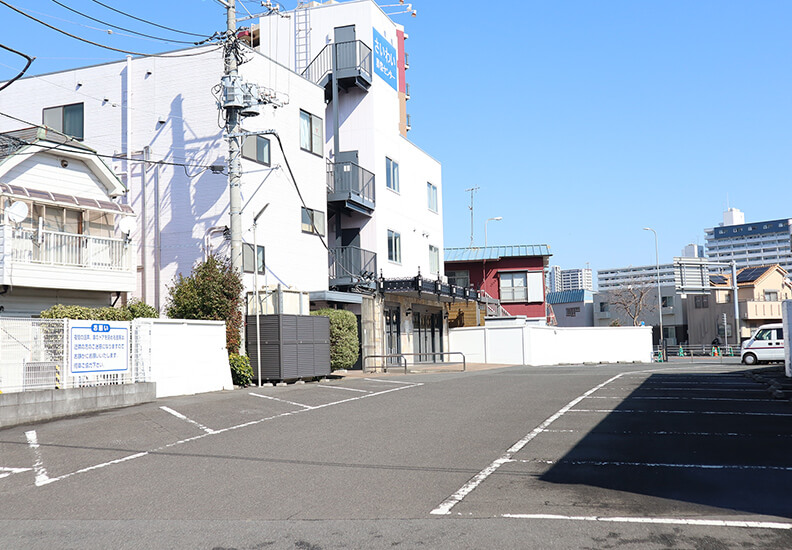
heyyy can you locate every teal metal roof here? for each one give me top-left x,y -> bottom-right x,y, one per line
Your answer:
444,245 -> 551,263
546,290 -> 593,304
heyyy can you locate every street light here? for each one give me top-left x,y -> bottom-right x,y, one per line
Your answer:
643,227 -> 664,359
485,217 -> 502,248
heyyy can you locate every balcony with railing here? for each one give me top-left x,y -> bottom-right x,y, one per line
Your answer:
302,40 -> 373,99
327,160 -> 375,215
329,246 -> 377,290
0,225 -> 135,292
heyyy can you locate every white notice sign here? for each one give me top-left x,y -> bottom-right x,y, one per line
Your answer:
68,321 -> 130,375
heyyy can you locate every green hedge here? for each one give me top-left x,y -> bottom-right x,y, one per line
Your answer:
229,353 -> 253,386
311,308 -> 359,371
40,299 -> 159,321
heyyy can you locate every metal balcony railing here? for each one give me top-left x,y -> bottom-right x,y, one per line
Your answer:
302,40 -> 373,86
327,160 -> 376,206
329,246 -> 377,283
6,227 -> 130,271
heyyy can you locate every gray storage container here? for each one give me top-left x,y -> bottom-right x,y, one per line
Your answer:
246,314 -> 330,382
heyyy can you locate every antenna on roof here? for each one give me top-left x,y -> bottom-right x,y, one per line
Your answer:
465,186 -> 479,247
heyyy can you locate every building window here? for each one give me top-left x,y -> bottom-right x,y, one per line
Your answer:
243,243 -> 265,274
566,307 -> 580,317
447,270 -> 470,288
499,271 -> 543,303
600,302 -> 609,313
387,230 -> 401,263
299,110 -> 323,156
764,290 -> 779,301
427,182 -> 438,212
301,207 -> 325,236
428,245 -> 440,274
386,157 -> 399,192
242,135 -> 270,165
694,294 -> 709,309
661,296 -> 673,308
43,103 -> 84,140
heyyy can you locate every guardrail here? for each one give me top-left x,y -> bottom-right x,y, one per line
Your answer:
655,344 -> 740,361
363,352 -> 467,374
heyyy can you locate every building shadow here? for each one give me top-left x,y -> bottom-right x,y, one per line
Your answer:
540,369 -> 792,518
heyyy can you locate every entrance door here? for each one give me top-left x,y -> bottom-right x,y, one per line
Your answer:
384,305 -> 401,365
414,311 -> 444,363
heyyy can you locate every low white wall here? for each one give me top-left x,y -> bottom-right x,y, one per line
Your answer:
134,319 -> 233,398
450,323 -> 653,366
783,300 -> 791,378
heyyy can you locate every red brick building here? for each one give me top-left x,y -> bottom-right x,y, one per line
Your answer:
444,245 -> 552,322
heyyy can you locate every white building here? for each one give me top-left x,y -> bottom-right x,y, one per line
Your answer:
561,268 -> 593,291
0,128 -> 135,316
597,264 -> 675,290
546,265 -> 562,293
705,208 -> 792,273
0,46 -> 329,315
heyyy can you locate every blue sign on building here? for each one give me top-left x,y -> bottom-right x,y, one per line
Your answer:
373,29 -> 398,90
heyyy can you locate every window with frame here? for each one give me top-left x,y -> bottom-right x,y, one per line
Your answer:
299,110 -> 323,156
242,135 -> 270,165
694,294 -> 709,309
387,230 -> 401,263
447,270 -> 470,288
566,307 -> 580,317
764,290 -> 779,301
427,182 -> 438,212
301,207 -> 325,236
386,157 -> 399,192
242,243 -> 265,274
498,271 -> 543,303
428,245 -> 440,274
599,302 -> 609,313
43,103 -> 84,140
661,296 -> 673,308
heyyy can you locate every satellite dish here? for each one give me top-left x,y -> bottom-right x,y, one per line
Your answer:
5,201 -> 28,225
118,216 -> 136,235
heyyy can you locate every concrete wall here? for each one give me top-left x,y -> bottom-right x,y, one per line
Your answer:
0,382 -> 155,428
134,319 -> 233,398
449,323 -> 652,366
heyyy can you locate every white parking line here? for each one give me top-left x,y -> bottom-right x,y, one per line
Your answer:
160,406 -> 215,434
560,460 -> 792,471
430,373 -> 627,516
586,396 -> 773,403
364,378 -> 416,385
314,385 -> 371,393
249,393 -> 315,409
0,466 -> 32,480
501,514 -> 792,530
571,409 -> 792,417
25,430 -> 49,486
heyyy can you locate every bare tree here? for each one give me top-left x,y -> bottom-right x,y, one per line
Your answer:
604,283 -> 656,327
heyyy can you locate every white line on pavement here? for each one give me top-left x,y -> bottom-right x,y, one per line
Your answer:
500,514 -> 792,530
160,406 -> 216,434
571,409 -> 792,417
364,378 -> 415,385
0,466 -> 32,480
430,373 -> 627,516
25,430 -> 50,487
313,385 -> 371,393
559,460 -> 792,471
248,393 -> 315,409
586,396 -> 773,402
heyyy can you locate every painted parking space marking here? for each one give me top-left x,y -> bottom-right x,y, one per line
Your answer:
559,460 -> 792,471
249,393 -> 315,409
160,406 -> 216,434
571,409 -> 792,417
430,373 -> 627,516
364,378 -> 415,385
23,381 -> 423,488
500,514 -> 792,530
586,396 -> 774,403
314,385 -> 371,393
0,466 -> 32,480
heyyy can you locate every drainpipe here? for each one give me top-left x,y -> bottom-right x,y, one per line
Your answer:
140,147 -> 148,304
204,226 -> 228,261
154,163 -> 161,312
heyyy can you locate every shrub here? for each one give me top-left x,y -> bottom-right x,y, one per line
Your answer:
164,254 -> 244,354
229,353 -> 253,387
311,308 -> 359,371
40,300 -> 159,321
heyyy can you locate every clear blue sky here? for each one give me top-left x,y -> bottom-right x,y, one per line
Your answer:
1,1 -> 790,279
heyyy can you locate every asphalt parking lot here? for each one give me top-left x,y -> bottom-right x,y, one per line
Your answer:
1,361 -> 791,549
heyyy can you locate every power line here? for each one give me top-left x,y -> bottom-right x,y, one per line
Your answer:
0,1 -> 220,58
48,0 -> 197,45
0,43 -> 34,92
88,0 -> 208,38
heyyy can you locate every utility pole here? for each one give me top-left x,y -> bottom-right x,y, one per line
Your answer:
222,0 -> 243,277
465,186 -> 479,247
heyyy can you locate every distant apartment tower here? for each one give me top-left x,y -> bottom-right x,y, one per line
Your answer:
705,208 -> 792,272
561,268 -> 593,291
546,265 -> 562,293
597,264 -> 676,290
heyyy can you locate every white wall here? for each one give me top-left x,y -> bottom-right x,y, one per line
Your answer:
134,319 -> 233,398
783,299 -> 791,378
450,324 -> 653,366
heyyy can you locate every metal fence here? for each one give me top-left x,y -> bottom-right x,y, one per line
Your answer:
0,318 -> 148,394
10,228 -> 130,271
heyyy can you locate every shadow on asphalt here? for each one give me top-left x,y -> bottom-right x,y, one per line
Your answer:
540,368 -> 792,519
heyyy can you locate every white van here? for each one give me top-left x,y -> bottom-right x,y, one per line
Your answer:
741,323 -> 785,365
